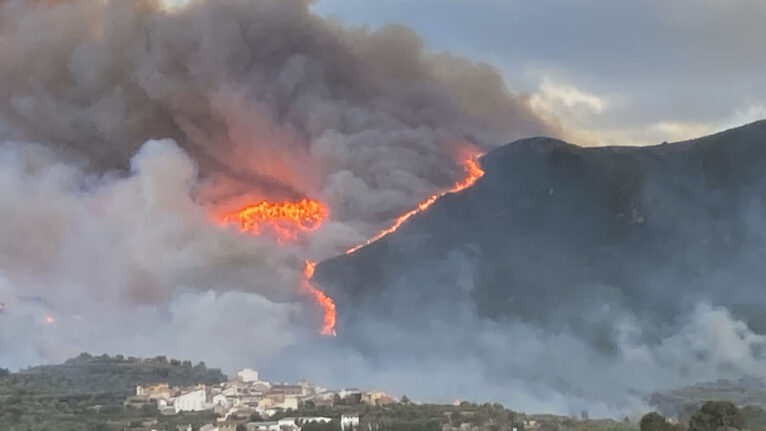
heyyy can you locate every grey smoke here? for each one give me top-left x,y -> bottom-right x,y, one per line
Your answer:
0,0 -> 548,384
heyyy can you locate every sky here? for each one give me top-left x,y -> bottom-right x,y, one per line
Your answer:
312,0 -> 766,146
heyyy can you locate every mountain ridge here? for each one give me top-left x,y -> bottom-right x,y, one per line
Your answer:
309,120 -> 766,408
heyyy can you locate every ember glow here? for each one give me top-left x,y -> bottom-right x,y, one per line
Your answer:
345,155 -> 485,254
44,315 -> 55,324
220,198 -> 328,242
303,260 -> 337,337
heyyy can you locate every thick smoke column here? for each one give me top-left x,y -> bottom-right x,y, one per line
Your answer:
0,0 -> 548,234
0,0 -> 549,380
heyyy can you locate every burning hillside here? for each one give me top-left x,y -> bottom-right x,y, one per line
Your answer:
313,120 -> 766,413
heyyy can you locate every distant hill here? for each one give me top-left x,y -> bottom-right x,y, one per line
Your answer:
10,353 -> 226,395
650,378 -> 766,418
0,353 -> 224,430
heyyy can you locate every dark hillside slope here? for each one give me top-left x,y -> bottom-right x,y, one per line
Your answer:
310,120 -> 766,410
318,120 -> 766,329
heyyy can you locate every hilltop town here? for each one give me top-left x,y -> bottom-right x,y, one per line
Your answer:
126,367 -> 393,430
5,354 -> 766,431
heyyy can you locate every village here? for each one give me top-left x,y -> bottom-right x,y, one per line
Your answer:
123,368 -> 395,431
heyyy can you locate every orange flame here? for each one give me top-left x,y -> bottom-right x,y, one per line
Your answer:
218,197 -> 335,335
303,260 -> 336,336
345,155 -> 484,254
220,198 -> 328,242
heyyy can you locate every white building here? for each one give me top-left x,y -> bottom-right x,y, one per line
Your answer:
295,417 -> 332,426
276,396 -> 299,411
174,388 -> 208,413
237,368 -> 259,383
278,418 -> 300,430
339,388 -> 361,399
212,394 -> 230,408
341,414 -> 360,431
248,422 -> 279,431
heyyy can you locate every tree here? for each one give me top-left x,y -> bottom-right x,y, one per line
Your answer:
400,395 -> 411,404
0,368 -> 9,378
689,401 -> 744,431
640,412 -> 669,431
236,425 -> 247,431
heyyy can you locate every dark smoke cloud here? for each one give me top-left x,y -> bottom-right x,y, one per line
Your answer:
0,0 -> 551,233
0,0 -> 553,397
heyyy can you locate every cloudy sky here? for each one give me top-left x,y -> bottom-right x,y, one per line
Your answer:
313,0 -> 766,146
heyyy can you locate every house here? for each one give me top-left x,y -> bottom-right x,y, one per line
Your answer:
276,396 -> 299,411
275,417 -> 302,431
213,394 -> 231,408
269,384 -> 304,396
247,422 -> 279,431
200,424 -> 239,431
250,382 -> 271,393
174,387 -> 209,413
341,414 -> 360,431
295,417 -> 333,426
338,388 -> 361,399
137,383 -> 171,400
361,391 -> 394,406
238,368 -> 260,383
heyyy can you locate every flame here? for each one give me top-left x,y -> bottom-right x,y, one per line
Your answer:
216,151 -> 483,338
220,198 -> 328,242
44,315 -> 55,324
219,196 -> 335,336
345,155 -> 484,254
303,260 -> 336,336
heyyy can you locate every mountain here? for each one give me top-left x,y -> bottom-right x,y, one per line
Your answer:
310,120 -> 766,410
318,119 -> 766,331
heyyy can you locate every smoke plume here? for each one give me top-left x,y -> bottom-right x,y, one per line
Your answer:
0,0 -> 549,382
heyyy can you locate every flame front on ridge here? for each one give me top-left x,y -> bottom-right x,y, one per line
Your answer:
345,155 -> 484,254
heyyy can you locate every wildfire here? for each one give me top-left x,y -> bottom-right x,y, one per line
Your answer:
220,198 -> 328,242
303,260 -> 336,336
217,151 -> 483,339
345,155 -> 484,254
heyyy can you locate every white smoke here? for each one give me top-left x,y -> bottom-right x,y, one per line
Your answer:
0,138 -> 313,369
